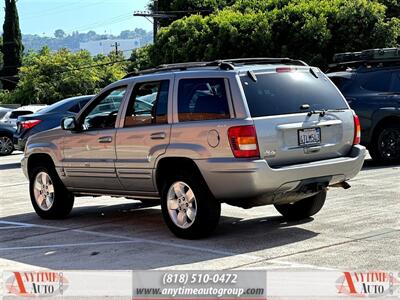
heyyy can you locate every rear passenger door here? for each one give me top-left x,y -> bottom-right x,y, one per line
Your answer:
115,77 -> 172,192
169,76 -> 233,159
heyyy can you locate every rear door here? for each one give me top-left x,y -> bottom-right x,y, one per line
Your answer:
240,68 -> 354,167
115,77 -> 172,192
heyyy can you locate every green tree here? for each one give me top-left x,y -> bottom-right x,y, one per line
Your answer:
148,0 -> 236,27
146,0 -> 400,68
1,47 -> 128,105
1,0 -> 24,91
378,0 -> 400,18
0,37 -> 3,67
54,29 -> 66,39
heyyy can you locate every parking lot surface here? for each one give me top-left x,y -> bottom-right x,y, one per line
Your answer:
0,153 -> 399,272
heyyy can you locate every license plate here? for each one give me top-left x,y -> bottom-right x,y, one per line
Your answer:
298,127 -> 321,146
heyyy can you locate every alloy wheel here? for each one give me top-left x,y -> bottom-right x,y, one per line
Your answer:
167,181 -> 197,229
378,128 -> 400,160
0,136 -> 13,155
33,172 -> 55,211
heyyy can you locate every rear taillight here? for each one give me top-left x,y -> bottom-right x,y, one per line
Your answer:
228,125 -> 260,158
353,114 -> 361,145
20,120 -> 42,129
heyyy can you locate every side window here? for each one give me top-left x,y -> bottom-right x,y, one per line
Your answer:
83,86 -> 127,130
390,71 -> 400,93
68,103 -> 81,113
178,78 -> 230,122
361,72 -> 392,92
124,80 -> 169,127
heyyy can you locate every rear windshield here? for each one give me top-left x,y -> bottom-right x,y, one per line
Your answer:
329,75 -> 354,93
9,110 -> 33,119
241,71 -> 348,117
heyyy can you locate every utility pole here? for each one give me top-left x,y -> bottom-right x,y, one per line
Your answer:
153,0 -> 158,43
111,42 -> 120,55
133,0 -> 212,44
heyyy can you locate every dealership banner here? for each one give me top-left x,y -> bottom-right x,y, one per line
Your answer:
2,270 -> 400,299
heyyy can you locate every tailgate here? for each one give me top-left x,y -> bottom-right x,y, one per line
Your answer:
240,68 -> 354,167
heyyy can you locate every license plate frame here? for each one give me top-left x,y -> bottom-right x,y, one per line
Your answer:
298,127 -> 321,146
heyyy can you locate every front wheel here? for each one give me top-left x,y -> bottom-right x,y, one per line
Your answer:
29,165 -> 74,219
161,171 -> 220,239
0,136 -> 14,156
274,190 -> 327,220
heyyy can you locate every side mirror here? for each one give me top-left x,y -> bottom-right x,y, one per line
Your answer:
61,117 -> 78,131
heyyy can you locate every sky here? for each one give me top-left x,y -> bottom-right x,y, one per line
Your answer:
0,0 -> 153,36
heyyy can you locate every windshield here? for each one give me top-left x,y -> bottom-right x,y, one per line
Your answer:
241,71 -> 348,117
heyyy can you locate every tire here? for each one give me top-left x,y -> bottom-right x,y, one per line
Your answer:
160,170 -> 220,239
0,135 -> 14,156
274,190 -> 327,221
29,164 -> 74,219
369,124 -> 400,163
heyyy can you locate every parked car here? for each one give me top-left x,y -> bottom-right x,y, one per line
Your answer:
327,47 -> 400,163
1,105 -> 46,128
13,96 -> 93,151
0,123 -> 15,156
22,58 -> 366,239
0,107 -> 12,119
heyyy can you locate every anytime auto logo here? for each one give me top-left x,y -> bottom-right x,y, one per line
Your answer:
5,271 -> 69,297
336,272 -> 399,296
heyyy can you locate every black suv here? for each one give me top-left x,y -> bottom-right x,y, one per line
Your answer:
327,48 -> 400,163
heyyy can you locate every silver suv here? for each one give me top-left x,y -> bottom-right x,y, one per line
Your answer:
22,58 -> 366,239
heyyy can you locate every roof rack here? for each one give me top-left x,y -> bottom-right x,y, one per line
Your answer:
123,58 -> 308,79
328,47 -> 400,71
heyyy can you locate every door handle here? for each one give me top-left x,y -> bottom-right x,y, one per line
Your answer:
98,136 -> 113,143
151,132 -> 166,140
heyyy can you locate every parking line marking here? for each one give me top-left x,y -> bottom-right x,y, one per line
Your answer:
0,226 -> 30,230
0,240 -> 137,251
0,220 -> 261,260
0,221 -> 32,228
0,219 -> 334,271
0,182 -> 28,188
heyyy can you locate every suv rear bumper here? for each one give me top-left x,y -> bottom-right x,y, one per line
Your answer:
196,145 -> 366,203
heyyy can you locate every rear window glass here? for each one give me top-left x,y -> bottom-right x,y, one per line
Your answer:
9,111 -> 33,118
178,78 -> 230,122
329,76 -> 354,93
241,71 -> 348,117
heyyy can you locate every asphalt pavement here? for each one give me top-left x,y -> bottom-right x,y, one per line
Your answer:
0,152 -> 399,271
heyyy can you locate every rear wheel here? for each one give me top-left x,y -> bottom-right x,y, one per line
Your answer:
274,190 -> 327,220
0,136 -> 14,156
160,170 -> 220,239
369,124 -> 400,163
29,165 -> 74,219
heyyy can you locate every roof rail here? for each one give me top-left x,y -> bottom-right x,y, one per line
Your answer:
123,57 -> 308,79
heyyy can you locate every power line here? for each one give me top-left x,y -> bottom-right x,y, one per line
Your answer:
65,14 -> 133,33
23,1 -> 106,20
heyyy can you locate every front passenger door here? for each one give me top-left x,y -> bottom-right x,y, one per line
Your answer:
62,86 -> 128,191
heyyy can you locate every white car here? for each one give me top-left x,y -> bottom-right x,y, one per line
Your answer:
0,105 -> 47,128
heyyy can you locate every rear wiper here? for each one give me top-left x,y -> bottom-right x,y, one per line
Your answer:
307,110 -> 326,117
307,109 -> 347,117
